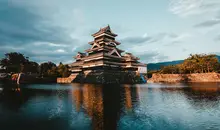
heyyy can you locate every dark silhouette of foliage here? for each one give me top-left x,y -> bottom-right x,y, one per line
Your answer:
0,52 -> 71,78
39,62 -> 57,77
0,52 -> 30,73
22,61 -> 39,73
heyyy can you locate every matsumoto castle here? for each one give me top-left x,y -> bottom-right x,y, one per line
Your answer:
58,25 -> 147,84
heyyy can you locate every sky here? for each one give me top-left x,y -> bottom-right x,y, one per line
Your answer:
0,0 -> 220,64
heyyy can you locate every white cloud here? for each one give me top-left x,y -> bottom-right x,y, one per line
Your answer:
0,0 -> 87,63
136,50 -> 169,63
0,46 -> 24,51
170,33 -> 191,43
194,18 -> 220,28
169,0 -> 220,47
143,33 -> 148,38
55,49 -> 66,53
9,0 -> 84,36
169,0 -> 220,17
33,42 -> 68,47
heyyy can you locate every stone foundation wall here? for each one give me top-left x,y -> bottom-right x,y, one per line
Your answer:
57,71 -> 145,84
57,73 -> 79,83
57,77 -> 72,83
148,73 -> 220,83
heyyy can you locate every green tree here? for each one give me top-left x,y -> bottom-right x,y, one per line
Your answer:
160,65 -> 179,74
57,62 -> 70,77
0,52 -> 29,73
47,66 -> 59,77
39,62 -> 57,76
158,54 -> 219,74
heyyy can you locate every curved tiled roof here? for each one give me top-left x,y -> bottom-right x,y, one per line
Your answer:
124,52 -> 140,60
92,25 -> 118,37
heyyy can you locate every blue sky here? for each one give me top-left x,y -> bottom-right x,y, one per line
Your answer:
0,0 -> 220,64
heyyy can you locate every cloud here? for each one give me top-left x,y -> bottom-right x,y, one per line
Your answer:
194,19 -> 220,28
0,44 -> 75,63
169,0 -> 220,50
119,32 -> 191,48
120,35 -> 152,44
214,35 -> 220,41
169,0 -> 220,17
0,0 -> 85,64
33,42 -> 69,47
55,49 -> 66,53
119,33 -> 161,45
136,51 -> 169,63
164,33 -> 192,46
0,1 -> 75,46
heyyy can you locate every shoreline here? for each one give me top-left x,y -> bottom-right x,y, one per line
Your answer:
148,72 -> 220,83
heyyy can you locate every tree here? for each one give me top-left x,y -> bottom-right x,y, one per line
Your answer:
47,66 -> 59,77
0,52 -> 29,73
158,54 -> 220,74
0,52 -> 71,78
22,61 -> 39,73
39,62 -> 57,76
159,65 -> 179,74
203,54 -> 218,72
57,62 -> 70,77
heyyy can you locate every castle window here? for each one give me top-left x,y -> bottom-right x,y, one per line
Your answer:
108,42 -> 116,47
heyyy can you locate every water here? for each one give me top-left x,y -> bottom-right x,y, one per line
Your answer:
0,83 -> 220,130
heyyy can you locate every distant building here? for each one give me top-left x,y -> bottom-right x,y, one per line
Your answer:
59,25 -> 147,84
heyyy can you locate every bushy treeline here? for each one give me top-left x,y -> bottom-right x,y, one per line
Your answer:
158,54 -> 220,74
0,52 -> 70,77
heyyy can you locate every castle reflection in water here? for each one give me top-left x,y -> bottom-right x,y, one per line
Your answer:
71,84 -> 141,130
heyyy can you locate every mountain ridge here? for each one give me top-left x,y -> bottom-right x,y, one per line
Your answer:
147,56 -> 220,71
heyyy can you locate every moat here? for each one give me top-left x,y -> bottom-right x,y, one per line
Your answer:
1,83 -> 220,130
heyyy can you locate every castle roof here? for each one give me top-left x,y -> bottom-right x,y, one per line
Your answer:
74,52 -> 87,60
124,53 -> 140,61
77,52 -> 86,56
92,25 -> 118,37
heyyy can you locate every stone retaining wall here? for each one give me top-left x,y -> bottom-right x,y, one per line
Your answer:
57,71 -> 145,84
148,73 -> 220,83
57,73 -> 79,83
